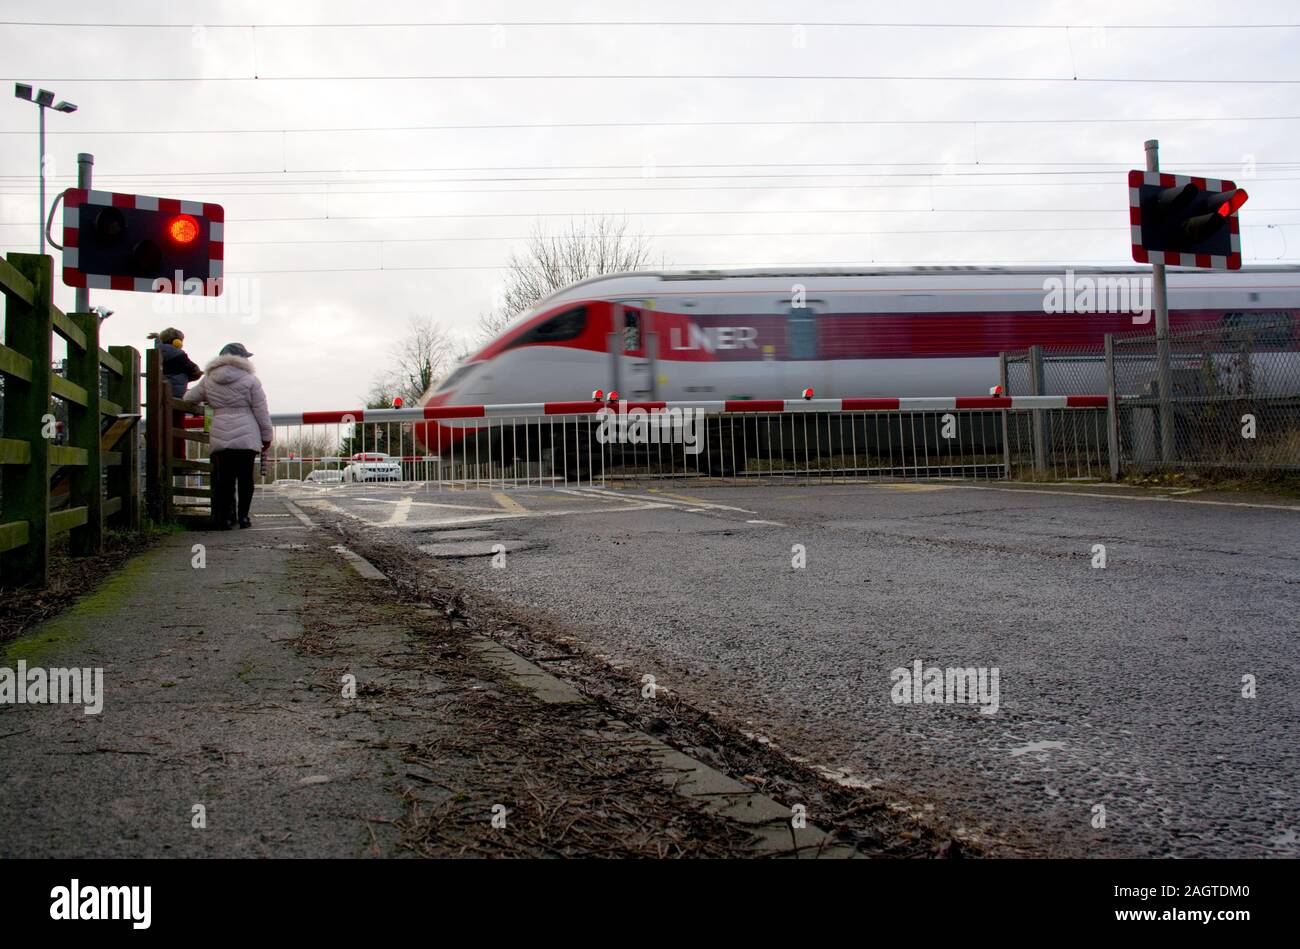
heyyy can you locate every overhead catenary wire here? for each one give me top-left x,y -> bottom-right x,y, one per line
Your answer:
8,207 -> 1298,228
5,177 -> 1300,201
2,163 -> 1293,183
5,115 -> 1300,136
2,18 -> 1297,29
10,224 -> 1291,249
4,72 -> 1299,84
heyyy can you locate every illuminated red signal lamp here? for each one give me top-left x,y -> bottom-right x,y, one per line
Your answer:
168,214 -> 200,244
591,389 -> 603,401
1216,189 -> 1249,218
801,387 -> 814,400
392,396 -> 403,408
607,390 -> 620,403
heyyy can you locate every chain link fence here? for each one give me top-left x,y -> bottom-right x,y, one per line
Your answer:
1003,315 -> 1300,473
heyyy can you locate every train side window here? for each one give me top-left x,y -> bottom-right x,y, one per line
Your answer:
1223,311 -> 1293,346
787,305 -> 817,359
506,305 -> 588,349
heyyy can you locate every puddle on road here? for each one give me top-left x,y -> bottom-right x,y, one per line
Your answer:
1008,740 -> 1067,758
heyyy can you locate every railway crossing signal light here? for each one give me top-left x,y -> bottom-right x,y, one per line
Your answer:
1129,170 -> 1246,269
62,188 -> 224,293
392,397 -> 403,408
801,387 -> 814,400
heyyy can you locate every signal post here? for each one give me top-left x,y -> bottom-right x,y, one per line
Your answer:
1129,140 -> 1248,463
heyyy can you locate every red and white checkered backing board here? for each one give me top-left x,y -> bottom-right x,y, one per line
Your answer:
1128,169 -> 1241,270
61,188 -> 225,294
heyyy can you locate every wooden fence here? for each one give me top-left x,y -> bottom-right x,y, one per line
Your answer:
0,253 -> 142,588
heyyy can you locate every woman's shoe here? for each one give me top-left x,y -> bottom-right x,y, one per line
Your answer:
239,517 -> 252,529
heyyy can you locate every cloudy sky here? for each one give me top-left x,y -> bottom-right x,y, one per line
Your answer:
2,0 -> 1298,411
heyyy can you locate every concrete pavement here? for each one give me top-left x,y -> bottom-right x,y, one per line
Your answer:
0,496 -> 865,858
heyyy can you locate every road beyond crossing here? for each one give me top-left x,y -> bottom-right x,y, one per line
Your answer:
287,478 -> 1300,858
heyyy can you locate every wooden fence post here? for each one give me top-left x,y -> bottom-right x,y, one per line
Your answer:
1,254 -> 53,586
144,347 -> 167,523
107,345 -> 141,530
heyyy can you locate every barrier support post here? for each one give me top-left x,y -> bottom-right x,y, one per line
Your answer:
1104,333 -> 1120,481
66,309 -> 103,556
1028,345 -> 1047,474
998,352 -> 1011,477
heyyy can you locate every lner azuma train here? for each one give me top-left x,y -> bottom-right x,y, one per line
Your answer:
417,265 -> 1300,473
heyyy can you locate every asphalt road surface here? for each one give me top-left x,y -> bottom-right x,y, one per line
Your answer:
284,478 -> 1300,857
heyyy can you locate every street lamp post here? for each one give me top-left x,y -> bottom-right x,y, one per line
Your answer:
13,83 -> 77,256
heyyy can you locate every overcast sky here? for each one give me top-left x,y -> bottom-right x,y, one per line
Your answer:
2,0 -> 1298,411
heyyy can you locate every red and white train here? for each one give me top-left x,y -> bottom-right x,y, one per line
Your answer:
416,265 -> 1300,457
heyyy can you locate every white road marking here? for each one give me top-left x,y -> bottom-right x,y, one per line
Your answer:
302,493 -> 668,529
383,496 -> 414,526
352,495 -> 508,512
492,491 -> 528,514
329,544 -> 388,581
968,484 -> 1300,512
559,485 -> 757,514
645,489 -> 758,513
283,501 -> 316,528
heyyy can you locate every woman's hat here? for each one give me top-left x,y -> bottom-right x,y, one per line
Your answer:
219,342 -> 254,358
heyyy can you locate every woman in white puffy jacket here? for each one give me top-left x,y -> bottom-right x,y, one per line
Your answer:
185,343 -> 272,530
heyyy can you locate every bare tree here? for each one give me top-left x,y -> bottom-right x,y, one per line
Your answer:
267,430 -> 334,460
474,216 -> 657,344
367,316 -> 459,405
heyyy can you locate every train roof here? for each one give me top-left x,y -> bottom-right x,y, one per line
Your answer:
527,263 -> 1300,310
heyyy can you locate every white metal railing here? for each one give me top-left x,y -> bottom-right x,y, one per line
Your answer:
223,395 -> 1113,489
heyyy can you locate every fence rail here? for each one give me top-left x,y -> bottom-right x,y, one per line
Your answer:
0,252 -> 142,588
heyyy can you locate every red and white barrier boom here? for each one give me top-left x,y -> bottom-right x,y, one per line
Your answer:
264,395 -> 1108,428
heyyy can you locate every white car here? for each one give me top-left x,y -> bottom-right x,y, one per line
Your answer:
304,469 -> 343,484
342,453 -> 402,483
